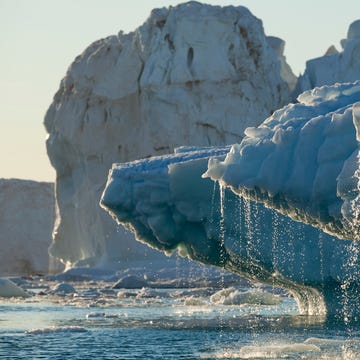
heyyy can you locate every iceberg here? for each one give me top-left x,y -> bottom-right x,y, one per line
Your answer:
295,20 -> 360,95
0,179 -> 55,275
101,82 -> 360,321
45,2 -> 293,268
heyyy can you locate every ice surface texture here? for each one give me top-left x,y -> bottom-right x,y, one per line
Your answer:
0,179 -> 54,275
295,20 -> 360,95
45,2 -> 292,267
102,82 -> 360,319
206,81 -> 360,241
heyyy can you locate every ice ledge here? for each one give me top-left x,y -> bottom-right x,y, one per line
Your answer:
205,81 -> 360,241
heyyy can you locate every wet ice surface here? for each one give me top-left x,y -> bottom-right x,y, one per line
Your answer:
1,273 -> 360,359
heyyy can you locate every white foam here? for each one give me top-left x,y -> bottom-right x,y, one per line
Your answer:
204,342 -> 320,359
238,343 -> 321,359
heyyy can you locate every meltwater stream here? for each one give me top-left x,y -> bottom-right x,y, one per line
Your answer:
1,274 -> 360,360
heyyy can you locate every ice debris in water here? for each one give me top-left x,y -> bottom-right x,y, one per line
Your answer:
26,326 -> 88,335
112,275 -> 148,289
183,296 -> 208,307
210,287 -> 281,306
51,282 -> 76,294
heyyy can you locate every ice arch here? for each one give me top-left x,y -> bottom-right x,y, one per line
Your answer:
101,82 -> 360,321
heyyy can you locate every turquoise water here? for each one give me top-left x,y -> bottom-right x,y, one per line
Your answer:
1,279 -> 360,359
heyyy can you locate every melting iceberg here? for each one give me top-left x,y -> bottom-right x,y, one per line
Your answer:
101,82 -> 360,321
205,81 -> 360,241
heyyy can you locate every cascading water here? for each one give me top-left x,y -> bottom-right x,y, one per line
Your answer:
219,183 -> 227,270
101,146 -> 360,322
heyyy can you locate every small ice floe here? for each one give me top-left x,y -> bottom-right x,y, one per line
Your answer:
51,282 -> 76,295
0,277 -> 30,298
86,312 -> 119,319
136,287 -> 169,299
86,312 -> 106,319
112,275 -> 148,289
184,296 -> 208,306
210,287 -> 281,306
25,326 -> 88,335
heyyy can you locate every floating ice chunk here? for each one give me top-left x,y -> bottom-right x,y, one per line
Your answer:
52,282 -> 76,294
184,296 -> 208,306
86,312 -> 106,319
112,275 -> 148,289
0,278 -> 30,298
26,326 -> 88,335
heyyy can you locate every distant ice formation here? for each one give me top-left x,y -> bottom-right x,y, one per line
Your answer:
295,20 -> 360,95
101,81 -> 360,320
0,278 -> 29,298
45,2 -> 292,267
0,179 -> 54,275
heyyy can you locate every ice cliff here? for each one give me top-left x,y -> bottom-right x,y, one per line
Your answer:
101,81 -> 360,320
295,20 -> 360,95
44,2 -> 293,267
0,179 -> 54,275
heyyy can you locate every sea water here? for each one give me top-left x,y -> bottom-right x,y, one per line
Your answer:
1,276 -> 360,359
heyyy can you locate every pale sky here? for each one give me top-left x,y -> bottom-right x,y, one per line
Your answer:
1,0 -> 359,182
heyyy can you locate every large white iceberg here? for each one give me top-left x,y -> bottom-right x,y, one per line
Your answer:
45,2 -> 293,268
101,82 -> 360,320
